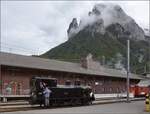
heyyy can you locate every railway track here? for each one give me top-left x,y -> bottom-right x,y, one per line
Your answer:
0,98 -> 145,113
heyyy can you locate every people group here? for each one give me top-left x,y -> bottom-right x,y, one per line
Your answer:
39,81 -> 51,107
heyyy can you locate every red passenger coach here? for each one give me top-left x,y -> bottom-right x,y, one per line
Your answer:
130,80 -> 150,97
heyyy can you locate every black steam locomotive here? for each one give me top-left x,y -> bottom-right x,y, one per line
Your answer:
29,77 -> 95,106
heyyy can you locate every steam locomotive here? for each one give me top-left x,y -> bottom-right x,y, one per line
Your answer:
29,77 -> 95,106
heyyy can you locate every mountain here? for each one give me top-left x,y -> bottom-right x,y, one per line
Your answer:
41,4 -> 150,74
67,4 -> 146,41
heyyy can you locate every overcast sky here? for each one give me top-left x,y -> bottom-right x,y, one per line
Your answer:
1,1 -> 149,55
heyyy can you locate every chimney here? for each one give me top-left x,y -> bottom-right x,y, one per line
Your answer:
80,57 -> 88,69
80,53 -> 93,69
143,73 -> 150,78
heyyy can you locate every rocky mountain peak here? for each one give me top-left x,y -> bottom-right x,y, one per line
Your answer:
67,18 -> 79,38
83,18 -> 105,36
67,3 -> 146,40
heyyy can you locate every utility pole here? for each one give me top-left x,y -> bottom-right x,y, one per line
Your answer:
127,39 -> 130,102
0,31 -> 2,96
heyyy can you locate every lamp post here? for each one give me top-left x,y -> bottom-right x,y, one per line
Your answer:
127,39 -> 130,102
0,36 -> 2,95
123,31 -> 131,103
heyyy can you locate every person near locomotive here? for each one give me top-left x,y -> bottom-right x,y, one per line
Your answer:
43,85 -> 51,107
39,81 -> 45,107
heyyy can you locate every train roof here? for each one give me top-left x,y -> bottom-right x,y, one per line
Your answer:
32,76 -> 57,80
137,79 -> 150,87
53,85 -> 91,89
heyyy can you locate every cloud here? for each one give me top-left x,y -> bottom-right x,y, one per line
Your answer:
1,1 -> 149,55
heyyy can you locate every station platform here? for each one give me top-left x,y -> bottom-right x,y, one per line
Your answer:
0,93 -> 134,103
0,95 -> 29,102
0,97 -> 145,113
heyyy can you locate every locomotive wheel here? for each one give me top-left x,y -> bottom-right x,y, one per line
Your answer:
81,99 -> 87,106
73,99 -> 80,105
70,99 -> 76,106
81,99 -> 92,106
88,100 -> 92,105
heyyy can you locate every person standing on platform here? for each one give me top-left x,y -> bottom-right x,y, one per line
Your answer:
43,85 -> 51,107
39,81 -> 44,107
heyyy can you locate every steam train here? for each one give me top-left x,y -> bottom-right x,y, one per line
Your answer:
130,79 -> 150,97
29,77 -> 95,106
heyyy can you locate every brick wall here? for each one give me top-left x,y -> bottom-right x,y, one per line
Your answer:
1,66 -> 139,95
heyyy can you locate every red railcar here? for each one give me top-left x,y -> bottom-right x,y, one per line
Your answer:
130,80 -> 150,97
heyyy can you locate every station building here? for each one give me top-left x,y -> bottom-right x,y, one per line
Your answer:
0,52 -> 143,96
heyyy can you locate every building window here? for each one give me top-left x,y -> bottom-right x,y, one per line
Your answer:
116,87 -> 120,93
95,82 -> 99,85
65,80 -> 71,86
107,79 -> 112,84
109,87 -> 113,93
99,80 -> 104,86
102,87 -> 105,93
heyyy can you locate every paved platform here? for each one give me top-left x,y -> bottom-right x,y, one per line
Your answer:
1,101 -> 149,114
0,101 -> 29,106
0,93 -> 135,104
0,98 -> 145,112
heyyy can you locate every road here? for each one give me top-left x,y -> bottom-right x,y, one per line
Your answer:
2,101 -> 149,114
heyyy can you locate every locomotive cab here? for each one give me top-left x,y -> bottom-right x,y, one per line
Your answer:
29,77 -> 57,104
